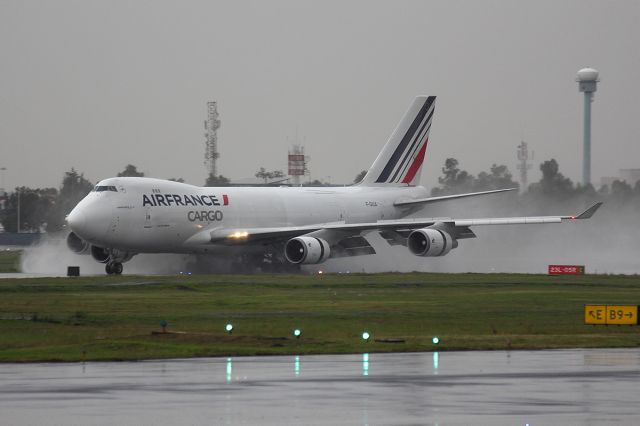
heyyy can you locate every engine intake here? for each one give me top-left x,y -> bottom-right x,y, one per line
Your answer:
408,228 -> 456,257
284,236 -> 331,264
66,232 -> 90,254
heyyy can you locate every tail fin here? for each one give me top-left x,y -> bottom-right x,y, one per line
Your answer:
359,96 -> 435,186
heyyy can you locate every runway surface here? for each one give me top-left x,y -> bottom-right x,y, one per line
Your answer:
2,348 -> 640,425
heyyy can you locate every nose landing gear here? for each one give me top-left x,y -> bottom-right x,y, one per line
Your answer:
105,262 -> 123,275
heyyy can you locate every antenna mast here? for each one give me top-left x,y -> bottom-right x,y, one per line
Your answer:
516,141 -> 533,191
204,101 -> 221,176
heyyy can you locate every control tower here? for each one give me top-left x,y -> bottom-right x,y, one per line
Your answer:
576,67 -> 600,186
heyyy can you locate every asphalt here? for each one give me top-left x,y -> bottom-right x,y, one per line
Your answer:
1,348 -> 639,425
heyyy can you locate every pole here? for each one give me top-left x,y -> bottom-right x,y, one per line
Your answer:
0,167 -> 5,193
583,91 -> 592,186
17,188 -> 20,233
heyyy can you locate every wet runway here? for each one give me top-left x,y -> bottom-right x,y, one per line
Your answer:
2,349 -> 640,425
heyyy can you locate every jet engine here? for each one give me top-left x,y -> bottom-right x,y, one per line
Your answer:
407,227 -> 456,257
66,232 -> 90,254
284,236 -> 331,264
89,246 -> 134,264
91,245 -> 111,263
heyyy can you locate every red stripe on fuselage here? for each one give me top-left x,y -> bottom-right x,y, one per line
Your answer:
401,139 -> 428,184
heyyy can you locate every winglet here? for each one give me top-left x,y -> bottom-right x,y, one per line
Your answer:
574,202 -> 603,220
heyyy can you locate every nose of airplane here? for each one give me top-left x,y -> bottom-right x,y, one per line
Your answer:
66,196 -> 114,243
67,208 -> 87,235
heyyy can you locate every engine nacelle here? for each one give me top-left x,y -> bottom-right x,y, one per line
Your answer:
407,228 -> 456,257
66,232 -> 90,254
284,236 -> 331,264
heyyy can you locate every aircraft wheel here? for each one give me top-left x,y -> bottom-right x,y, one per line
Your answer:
113,263 -> 123,275
105,263 -> 113,275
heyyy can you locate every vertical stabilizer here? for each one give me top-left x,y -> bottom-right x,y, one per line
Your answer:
359,96 -> 435,186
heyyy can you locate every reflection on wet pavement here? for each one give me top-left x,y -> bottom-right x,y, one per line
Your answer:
1,349 -> 640,425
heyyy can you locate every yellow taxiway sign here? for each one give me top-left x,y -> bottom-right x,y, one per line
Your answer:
585,305 -> 638,325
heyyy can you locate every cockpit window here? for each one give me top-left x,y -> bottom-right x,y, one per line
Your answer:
93,185 -> 118,192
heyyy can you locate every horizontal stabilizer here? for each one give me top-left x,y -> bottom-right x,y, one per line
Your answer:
394,188 -> 517,207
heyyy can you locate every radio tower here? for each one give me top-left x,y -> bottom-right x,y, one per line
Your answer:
204,102 -> 221,176
516,141 -> 533,191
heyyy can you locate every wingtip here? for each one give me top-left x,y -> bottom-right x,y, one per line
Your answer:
575,202 -> 603,219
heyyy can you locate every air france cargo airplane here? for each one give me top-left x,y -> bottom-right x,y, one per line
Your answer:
66,96 -> 601,274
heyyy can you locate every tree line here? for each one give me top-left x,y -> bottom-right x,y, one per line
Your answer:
427,157 -> 640,216
1,158 -> 638,233
0,164 -> 150,233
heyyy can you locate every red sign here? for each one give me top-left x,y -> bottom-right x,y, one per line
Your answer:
548,265 -> 585,275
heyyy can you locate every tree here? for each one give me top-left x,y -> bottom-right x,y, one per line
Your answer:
117,164 -> 144,177
205,174 -> 231,187
431,158 -> 475,195
474,164 -> 519,192
168,178 -> 185,183
353,170 -> 367,184
47,169 -> 94,231
255,168 -> 285,183
1,187 -> 57,233
611,179 -> 632,195
255,167 -> 269,183
527,159 -> 574,198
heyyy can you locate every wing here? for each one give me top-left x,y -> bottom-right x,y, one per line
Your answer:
189,203 -> 602,247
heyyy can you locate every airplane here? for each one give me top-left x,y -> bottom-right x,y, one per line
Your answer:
66,96 -> 602,275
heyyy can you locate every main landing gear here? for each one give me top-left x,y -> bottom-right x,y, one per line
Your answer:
105,262 -> 123,275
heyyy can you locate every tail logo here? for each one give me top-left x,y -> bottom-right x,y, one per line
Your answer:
375,96 -> 435,184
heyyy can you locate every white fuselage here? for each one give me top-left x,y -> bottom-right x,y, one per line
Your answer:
68,177 -> 428,253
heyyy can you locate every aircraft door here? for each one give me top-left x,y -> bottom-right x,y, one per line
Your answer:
144,207 -> 152,229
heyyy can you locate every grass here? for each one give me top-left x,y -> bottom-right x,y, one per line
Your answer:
0,272 -> 639,362
0,250 -> 21,273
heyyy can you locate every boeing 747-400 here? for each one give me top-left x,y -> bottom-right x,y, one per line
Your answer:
66,96 -> 601,274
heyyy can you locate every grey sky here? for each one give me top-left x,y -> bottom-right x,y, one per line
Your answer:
1,0 -> 639,191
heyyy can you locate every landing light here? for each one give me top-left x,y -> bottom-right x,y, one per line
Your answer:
293,329 -> 302,338
228,231 -> 249,240
225,323 -> 234,334
432,336 -> 440,345
362,331 -> 371,341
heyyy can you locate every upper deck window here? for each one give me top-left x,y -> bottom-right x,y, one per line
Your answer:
93,185 -> 118,192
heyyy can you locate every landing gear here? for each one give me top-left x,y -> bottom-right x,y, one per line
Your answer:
105,262 -> 123,275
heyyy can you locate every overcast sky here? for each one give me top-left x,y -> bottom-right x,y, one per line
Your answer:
1,0 -> 639,191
